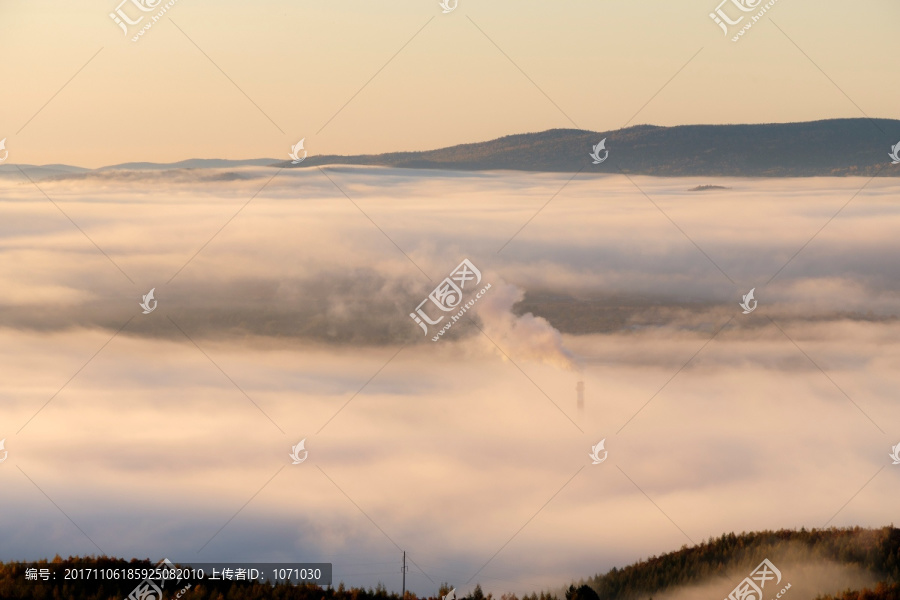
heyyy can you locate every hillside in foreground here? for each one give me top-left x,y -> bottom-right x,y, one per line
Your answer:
576,526 -> 900,599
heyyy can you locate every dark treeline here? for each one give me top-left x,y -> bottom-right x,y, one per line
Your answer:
0,559 -> 520,600
2,527 -> 899,600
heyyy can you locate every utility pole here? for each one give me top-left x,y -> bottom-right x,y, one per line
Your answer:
401,551 -> 408,598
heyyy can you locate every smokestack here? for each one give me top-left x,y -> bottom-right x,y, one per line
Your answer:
576,380 -> 584,414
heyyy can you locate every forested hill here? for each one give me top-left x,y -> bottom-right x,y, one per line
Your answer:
282,119 -> 900,176
1,527 -> 899,600
573,526 -> 900,600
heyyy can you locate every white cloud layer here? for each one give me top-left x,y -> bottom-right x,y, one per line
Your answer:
0,169 -> 898,597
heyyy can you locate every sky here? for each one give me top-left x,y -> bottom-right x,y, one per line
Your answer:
0,0 -> 899,167
1,170 -> 898,595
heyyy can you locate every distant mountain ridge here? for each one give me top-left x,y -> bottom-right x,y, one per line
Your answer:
287,118 -> 900,176
100,158 -> 278,170
3,119 -> 899,177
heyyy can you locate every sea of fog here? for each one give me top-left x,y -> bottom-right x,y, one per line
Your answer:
0,167 -> 898,596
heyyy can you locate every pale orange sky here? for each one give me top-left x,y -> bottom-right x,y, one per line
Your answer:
0,0 -> 898,167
